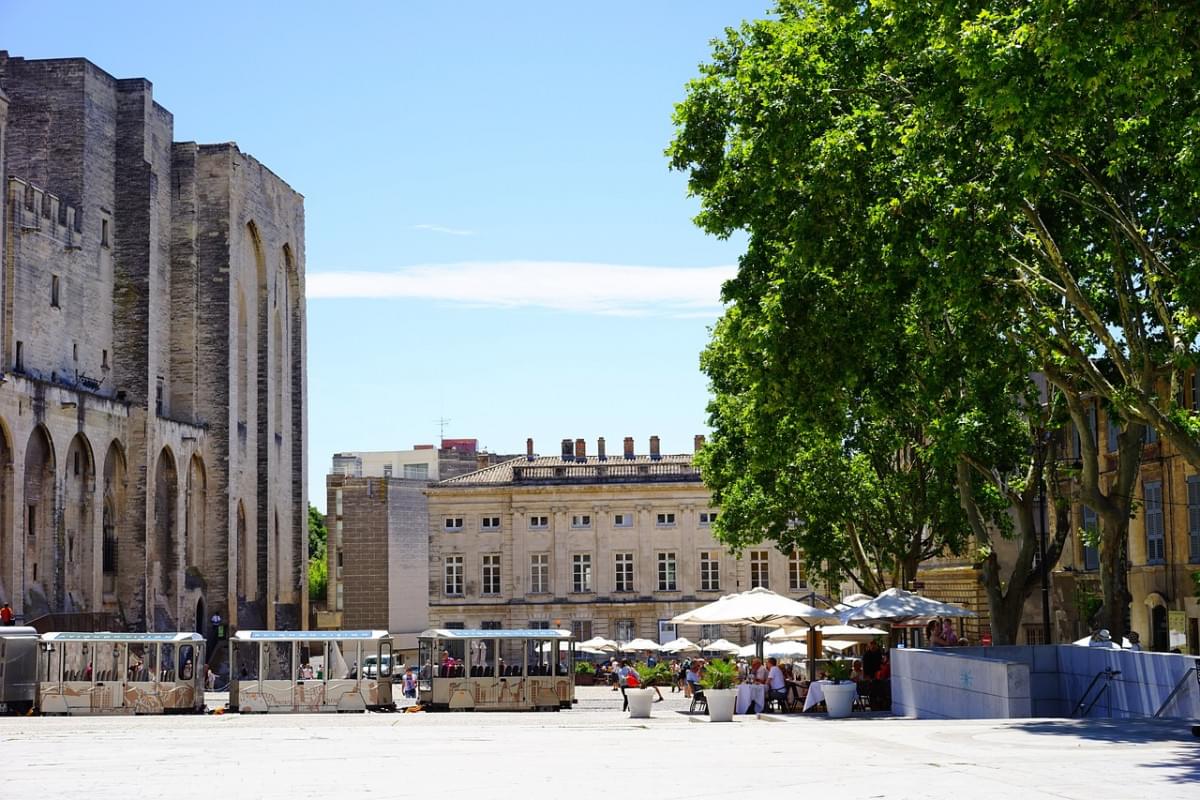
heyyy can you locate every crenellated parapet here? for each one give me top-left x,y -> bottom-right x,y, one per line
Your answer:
7,176 -> 82,248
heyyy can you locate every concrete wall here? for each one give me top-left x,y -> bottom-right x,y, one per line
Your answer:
893,645 -> 1200,720
891,648 -> 1032,720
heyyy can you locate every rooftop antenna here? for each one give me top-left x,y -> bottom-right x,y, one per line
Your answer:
435,416 -> 451,442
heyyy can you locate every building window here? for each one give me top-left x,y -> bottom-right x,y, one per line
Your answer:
750,550 -> 770,589
572,554 -> 592,593
614,619 -> 636,642
656,512 -> 676,527
444,517 -> 464,532
101,218 -> 110,247
700,624 -> 721,642
403,463 -> 428,480
528,620 -> 550,630
571,514 -> 592,529
481,516 -> 501,531
529,515 -> 549,529
614,552 -> 634,592
382,464 -> 392,478
699,551 -> 720,592
1144,480 -> 1165,563
1188,477 -> 1200,562
481,620 -> 502,630
51,275 -> 60,308
1106,412 -> 1119,453
613,513 -> 632,528
1144,425 -> 1159,445
529,553 -> 549,594
1081,506 -> 1100,571
15,341 -> 23,372
482,554 -> 501,595
788,553 -> 807,591
102,349 -> 109,370
571,620 -> 593,641
444,555 -> 464,595
1023,625 -> 1046,646
657,552 -> 677,591
699,511 -> 718,526
335,489 -> 343,516
335,583 -> 344,611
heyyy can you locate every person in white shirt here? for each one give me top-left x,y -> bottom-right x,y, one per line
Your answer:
766,657 -> 788,709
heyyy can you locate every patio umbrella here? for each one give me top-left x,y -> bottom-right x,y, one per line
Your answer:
577,636 -> 619,652
766,624 -> 888,642
842,587 -> 976,625
621,638 -> 662,652
660,637 -> 700,654
700,638 -> 742,655
672,587 -> 842,676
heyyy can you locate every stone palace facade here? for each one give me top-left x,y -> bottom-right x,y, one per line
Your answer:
0,53 -> 307,634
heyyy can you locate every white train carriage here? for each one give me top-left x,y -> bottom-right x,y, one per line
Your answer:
229,629 -> 395,713
39,631 -> 205,715
417,628 -> 576,711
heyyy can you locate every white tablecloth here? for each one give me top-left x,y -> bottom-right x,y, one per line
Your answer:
735,683 -> 766,714
803,680 -> 831,712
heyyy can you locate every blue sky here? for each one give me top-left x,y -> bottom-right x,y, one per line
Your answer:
1,1 -> 766,510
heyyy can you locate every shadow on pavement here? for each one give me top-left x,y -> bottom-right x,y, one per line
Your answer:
1010,718 -> 1200,783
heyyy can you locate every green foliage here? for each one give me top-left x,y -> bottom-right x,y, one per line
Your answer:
698,658 -> 738,690
575,660 -> 596,675
825,659 -> 852,684
635,661 -> 673,688
1192,571 -> 1200,600
307,504 -> 328,603
1074,584 -> 1102,627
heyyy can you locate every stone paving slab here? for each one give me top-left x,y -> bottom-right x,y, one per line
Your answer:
1,686 -> 1195,798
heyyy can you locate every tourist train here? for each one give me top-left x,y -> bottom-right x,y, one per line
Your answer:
0,627 -> 576,715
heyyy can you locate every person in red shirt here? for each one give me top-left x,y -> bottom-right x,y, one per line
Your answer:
0,602 -> 13,626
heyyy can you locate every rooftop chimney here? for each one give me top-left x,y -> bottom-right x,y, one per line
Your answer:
623,436 -> 635,459
575,438 -> 586,460
694,434 -> 706,453
597,437 -> 607,461
526,437 -> 535,461
649,435 -> 661,460
561,438 -> 573,459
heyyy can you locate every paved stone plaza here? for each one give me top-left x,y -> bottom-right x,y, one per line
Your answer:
2,687 -> 1195,798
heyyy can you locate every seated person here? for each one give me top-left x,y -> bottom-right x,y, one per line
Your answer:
850,660 -> 865,683
766,657 -> 788,709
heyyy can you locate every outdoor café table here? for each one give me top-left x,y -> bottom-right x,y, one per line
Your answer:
803,680 -> 832,712
735,683 -> 766,714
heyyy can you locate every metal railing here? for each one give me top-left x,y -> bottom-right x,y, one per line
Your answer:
1072,667 -> 1121,718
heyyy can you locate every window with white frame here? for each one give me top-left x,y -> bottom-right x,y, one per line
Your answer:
403,463 -> 429,480
529,553 -> 549,594
444,517 -> 464,532
788,552 -> 807,590
481,516 -> 501,531
614,552 -> 634,592
700,624 -> 721,641
657,552 -> 677,591
656,512 -> 676,527
699,511 -> 718,526
1145,480 -> 1165,562
482,553 -> 501,595
613,513 -> 632,528
572,554 -> 593,593
444,555 -> 464,595
571,620 -> 593,641
571,514 -> 592,529
529,515 -> 549,529
699,551 -> 720,591
750,550 -> 770,589
615,619 -> 636,642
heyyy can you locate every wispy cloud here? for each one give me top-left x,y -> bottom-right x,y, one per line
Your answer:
306,261 -> 735,317
412,223 -> 476,237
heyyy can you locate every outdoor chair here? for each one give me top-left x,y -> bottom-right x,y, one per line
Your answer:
688,681 -> 707,714
765,687 -> 790,713
854,681 -> 872,711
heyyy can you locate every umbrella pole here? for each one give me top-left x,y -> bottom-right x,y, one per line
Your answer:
807,622 -> 816,682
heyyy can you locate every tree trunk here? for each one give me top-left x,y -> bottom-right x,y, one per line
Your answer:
1096,514 -> 1130,641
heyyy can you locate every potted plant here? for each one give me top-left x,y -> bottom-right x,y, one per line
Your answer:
698,658 -> 738,722
574,660 -> 596,686
821,659 -> 857,718
626,661 -> 671,718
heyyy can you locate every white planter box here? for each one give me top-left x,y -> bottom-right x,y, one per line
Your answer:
626,688 -> 656,718
706,688 -> 736,722
823,681 -> 856,718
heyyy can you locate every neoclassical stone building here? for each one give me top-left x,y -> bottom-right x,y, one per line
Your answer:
0,53 -> 307,633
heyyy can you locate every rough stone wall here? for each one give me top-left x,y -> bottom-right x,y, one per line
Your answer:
0,53 -> 305,633
337,478 -> 390,630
